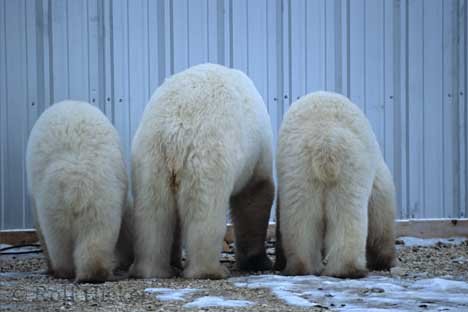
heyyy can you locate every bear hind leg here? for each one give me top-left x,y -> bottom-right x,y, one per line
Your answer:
366,162 -> 397,271
130,170 -> 177,279
322,184 -> 370,278
280,186 -> 324,276
73,212 -> 119,283
74,234 -> 114,283
179,182 -> 230,280
37,197 -> 74,279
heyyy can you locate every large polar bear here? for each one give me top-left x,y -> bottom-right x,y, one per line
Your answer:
274,91 -> 396,278
130,63 -> 274,279
26,100 -> 129,282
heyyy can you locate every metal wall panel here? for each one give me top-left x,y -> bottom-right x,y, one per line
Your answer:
0,0 -> 467,229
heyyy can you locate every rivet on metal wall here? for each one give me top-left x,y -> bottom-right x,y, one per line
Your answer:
284,95 -> 288,99
119,99 -> 123,103
92,98 -> 96,103
31,102 -> 35,106
106,97 -> 110,102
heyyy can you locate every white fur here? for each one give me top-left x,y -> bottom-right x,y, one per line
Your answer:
277,91 -> 395,278
26,100 -> 128,282
130,63 -> 273,279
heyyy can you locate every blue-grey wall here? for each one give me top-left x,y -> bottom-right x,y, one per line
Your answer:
0,0 -> 467,230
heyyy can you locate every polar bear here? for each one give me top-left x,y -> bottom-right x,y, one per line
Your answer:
130,63 -> 274,279
26,100 -> 129,283
274,91 -> 396,278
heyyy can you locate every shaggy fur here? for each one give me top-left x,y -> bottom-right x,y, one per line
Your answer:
130,63 -> 274,279
26,100 -> 129,283
275,91 -> 396,278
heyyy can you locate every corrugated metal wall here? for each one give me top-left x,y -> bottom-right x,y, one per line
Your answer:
0,0 -> 467,230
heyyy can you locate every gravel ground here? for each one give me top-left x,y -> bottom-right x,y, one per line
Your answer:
1,239 -> 468,312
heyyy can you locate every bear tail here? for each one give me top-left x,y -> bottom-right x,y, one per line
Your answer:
45,160 -> 94,215
309,127 -> 352,184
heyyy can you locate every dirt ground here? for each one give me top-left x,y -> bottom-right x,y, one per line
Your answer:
1,238 -> 468,312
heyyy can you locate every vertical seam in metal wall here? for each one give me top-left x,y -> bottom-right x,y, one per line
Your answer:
266,0 -> 270,112
23,0 -> 29,228
86,0 -> 91,101
66,0 -> 70,98
363,1 -> 367,113
142,0 -> 148,101
146,0 -> 150,98
1,0 -> 7,229
392,0 -> 400,217
405,0 -> 410,218
169,0 -> 174,74
276,0 -> 283,121
464,0 -> 468,217
422,1 -> 426,218
462,1 -> 468,216
442,1 -> 446,217
101,0 -> 107,112
126,0 -> 131,141
228,0 -> 233,68
48,0 -> 54,105
246,0 -> 250,74
35,1 -> 45,115
145,0 -> 149,99
454,0 -> 461,218
216,0 -> 224,65
393,0 -> 403,218
461,0 -> 465,217
383,1 -> 387,158
304,0 -> 308,94
334,0 -> 342,93
97,1 -> 102,110
109,0 -> 115,123
287,0 -> 291,104
206,0 -> 209,61
157,0 -> 165,84
459,0 -> 463,218
186,0 -> 190,66
324,1 -> 327,89
346,0 -> 350,98
4,0 -> 9,228
453,0 -> 460,218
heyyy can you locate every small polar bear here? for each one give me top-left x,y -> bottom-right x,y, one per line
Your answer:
130,63 -> 274,279
26,100 -> 129,283
274,91 -> 396,278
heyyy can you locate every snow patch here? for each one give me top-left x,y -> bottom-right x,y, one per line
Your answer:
273,289 -> 316,307
183,296 -> 254,308
144,288 -> 254,309
144,287 -> 198,301
398,236 -> 467,247
412,278 -> 468,291
230,274 -> 468,311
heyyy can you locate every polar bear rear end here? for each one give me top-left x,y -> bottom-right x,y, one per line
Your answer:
130,64 -> 274,279
26,100 -> 128,283
275,91 -> 396,278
